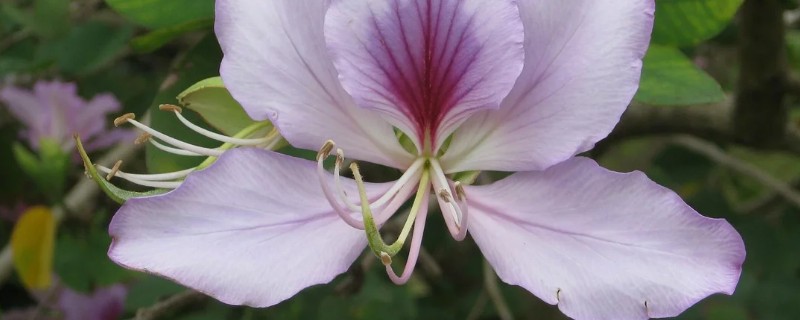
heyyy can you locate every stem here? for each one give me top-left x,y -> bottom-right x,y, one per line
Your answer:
735,0 -> 788,146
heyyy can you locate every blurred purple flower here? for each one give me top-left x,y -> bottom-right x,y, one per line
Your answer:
0,80 -> 134,152
107,1 -> 746,319
2,284 -> 126,320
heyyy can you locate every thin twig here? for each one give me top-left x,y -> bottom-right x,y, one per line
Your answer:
672,135 -> 800,211
128,290 -> 208,320
465,290 -> 489,320
483,259 -> 513,320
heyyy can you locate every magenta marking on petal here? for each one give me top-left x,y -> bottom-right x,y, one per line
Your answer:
325,0 -> 524,149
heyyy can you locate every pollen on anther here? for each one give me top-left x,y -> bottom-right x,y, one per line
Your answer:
134,133 -> 152,145
438,189 -> 452,203
158,104 -> 183,113
113,113 -> 135,127
335,149 -> 344,167
380,252 -> 392,266
316,140 -> 335,161
454,182 -> 466,201
106,160 -> 122,181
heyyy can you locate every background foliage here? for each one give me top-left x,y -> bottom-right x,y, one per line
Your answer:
1,0 -> 799,319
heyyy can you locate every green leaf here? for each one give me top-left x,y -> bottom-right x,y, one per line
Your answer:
130,18 -> 213,53
145,36 -> 222,173
652,0 -> 744,47
634,45 -> 725,106
33,0 -> 70,38
104,0 -> 214,29
43,21 -> 133,74
74,135 -> 169,204
177,77 -> 256,136
54,232 -> 131,292
12,140 -> 69,201
11,206 -> 56,290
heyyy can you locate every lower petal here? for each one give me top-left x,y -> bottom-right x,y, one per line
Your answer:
108,148 -> 390,307
465,157 -> 744,320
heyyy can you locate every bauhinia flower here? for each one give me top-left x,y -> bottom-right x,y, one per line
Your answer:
106,1 -> 746,319
0,80 -> 132,153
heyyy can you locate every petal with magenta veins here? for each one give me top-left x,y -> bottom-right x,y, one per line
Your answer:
108,148 -> 393,307
215,0 -> 412,168
465,157 -> 745,320
325,0 -> 524,151
441,0 -> 655,172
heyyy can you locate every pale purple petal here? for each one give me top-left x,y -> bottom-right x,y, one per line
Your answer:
82,128 -> 137,153
109,148 -> 392,307
0,85 -> 46,147
465,157 -> 744,320
441,0 -> 654,172
215,0 -> 413,168
58,284 -> 127,320
74,93 -> 122,140
324,0 -> 524,150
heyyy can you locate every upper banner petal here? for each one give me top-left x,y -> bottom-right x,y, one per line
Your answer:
324,0 -> 524,150
215,0 -> 412,168
109,148 -> 391,307
465,157 -> 744,320
441,0 -> 654,172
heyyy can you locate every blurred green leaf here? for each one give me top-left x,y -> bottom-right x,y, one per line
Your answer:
177,76 -> 256,136
54,232 -> 130,292
652,0 -> 744,47
42,21 -> 133,75
125,275 -> 186,312
634,45 -> 725,106
12,140 -> 69,201
105,0 -> 214,29
145,36 -> 222,173
11,206 -> 56,290
34,0 -> 70,38
131,18 -> 213,53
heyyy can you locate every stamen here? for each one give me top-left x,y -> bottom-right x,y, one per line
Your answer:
454,182 -> 466,201
169,108 -> 274,146
333,148 -> 425,212
438,189 -> 452,203
113,113 -> 135,127
317,140 -> 335,161
385,185 -> 430,285
97,166 -> 194,181
125,118 -> 224,156
430,159 -> 469,241
106,160 -> 122,181
148,138 -> 203,156
380,252 -> 392,266
158,104 -> 183,113
316,142 -> 366,229
96,165 -> 181,189
351,162 -> 431,258
135,133 -> 152,145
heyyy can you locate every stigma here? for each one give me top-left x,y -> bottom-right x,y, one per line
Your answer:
315,140 -> 470,284
99,106 -> 280,189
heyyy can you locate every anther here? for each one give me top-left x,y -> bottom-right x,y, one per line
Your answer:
438,189 -> 452,203
113,113 -> 135,127
454,182 -> 466,201
158,104 -> 183,113
106,160 -> 122,181
317,140 -> 335,161
335,148 -> 344,167
556,288 -> 562,302
380,252 -> 392,266
134,133 -> 152,145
